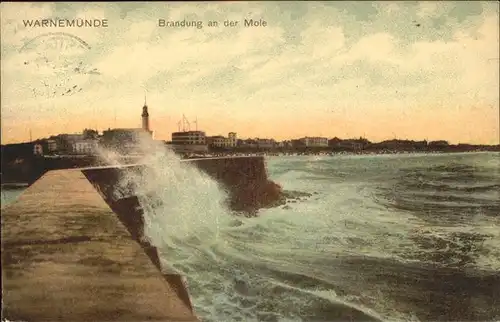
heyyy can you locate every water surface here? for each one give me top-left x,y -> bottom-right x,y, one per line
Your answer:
125,151 -> 499,322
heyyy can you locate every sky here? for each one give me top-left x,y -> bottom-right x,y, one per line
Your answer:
1,1 -> 499,144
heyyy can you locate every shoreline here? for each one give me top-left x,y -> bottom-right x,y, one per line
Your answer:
1,183 -> 30,189
181,150 -> 498,159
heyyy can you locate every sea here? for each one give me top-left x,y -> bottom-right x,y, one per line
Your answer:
2,152 -> 499,322
1,188 -> 25,209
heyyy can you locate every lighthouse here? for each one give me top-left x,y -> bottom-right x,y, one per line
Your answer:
142,94 -> 150,132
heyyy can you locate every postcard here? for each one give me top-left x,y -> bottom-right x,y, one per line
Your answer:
1,2 -> 499,322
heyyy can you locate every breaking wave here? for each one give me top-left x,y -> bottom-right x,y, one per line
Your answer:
100,143 -> 500,321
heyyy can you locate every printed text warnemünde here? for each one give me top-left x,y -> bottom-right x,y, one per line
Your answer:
23,19 -> 108,28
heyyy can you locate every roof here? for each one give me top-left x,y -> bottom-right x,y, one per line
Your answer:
172,131 -> 206,135
104,128 -> 144,132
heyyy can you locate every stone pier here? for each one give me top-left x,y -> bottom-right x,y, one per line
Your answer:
1,170 -> 198,321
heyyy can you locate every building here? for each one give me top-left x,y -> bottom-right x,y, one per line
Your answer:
276,140 -> 293,148
47,139 -> 58,153
428,140 -> 449,149
206,135 -> 225,148
43,134 -> 97,155
31,138 -> 58,155
48,133 -> 84,154
256,138 -> 276,149
328,137 -> 342,147
101,128 -> 150,151
206,132 -> 237,148
299,137 -> 329,147
170,115 -> 207,154
73,139 -> 98,155
227,132 -> 237,148
329,137 -> 370,151
238,139 -> 258,148
282,140 -> 293,148
33,143 -> 43,155
291,139 -> 303,148
171,131 -> 208,153
172,131 -> 207,145
100,98 -> 154,153
83,129 -> 99,139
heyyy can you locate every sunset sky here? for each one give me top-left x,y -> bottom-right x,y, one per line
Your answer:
1,1 -> 499,144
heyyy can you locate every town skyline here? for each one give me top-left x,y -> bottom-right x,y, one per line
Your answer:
1,2 -> 499,145
6,122 -> 498,148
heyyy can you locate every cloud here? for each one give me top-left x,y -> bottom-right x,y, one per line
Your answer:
416,2 -> 441,19
0,3 -> 54,47
300,22 -> 345,58
348,33 -> 397,63
1,2 -> 498,144
380,2 -> 402,16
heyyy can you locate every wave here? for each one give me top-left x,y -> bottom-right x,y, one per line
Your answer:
97,139 -> 393,322
97,146 -> 500,321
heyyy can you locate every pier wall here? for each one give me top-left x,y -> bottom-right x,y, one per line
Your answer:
82,156 -> 282,214
187,156 -> 281,212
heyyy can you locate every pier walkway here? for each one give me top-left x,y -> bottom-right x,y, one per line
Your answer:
1,169 -> 198,321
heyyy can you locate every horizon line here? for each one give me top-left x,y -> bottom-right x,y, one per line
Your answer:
2,133 -> 499,147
